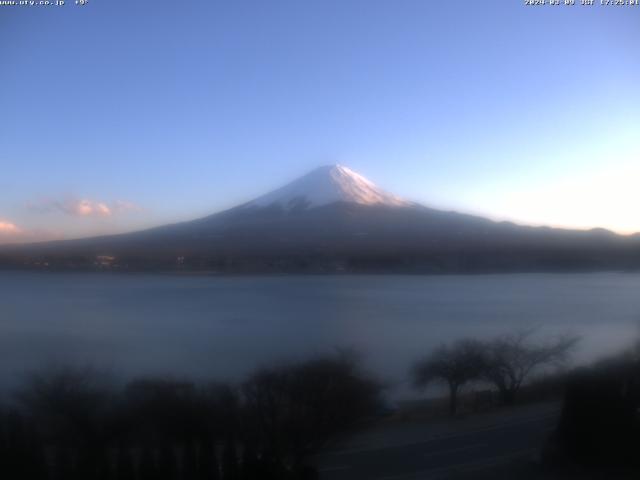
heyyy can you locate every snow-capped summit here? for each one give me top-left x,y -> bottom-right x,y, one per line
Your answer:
244,164 -> 411,210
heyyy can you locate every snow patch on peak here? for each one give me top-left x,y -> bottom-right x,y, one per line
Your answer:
245,164 -> 411,210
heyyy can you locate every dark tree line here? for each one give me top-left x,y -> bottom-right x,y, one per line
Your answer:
412,330 -> 579,416
0,353 -> 381,480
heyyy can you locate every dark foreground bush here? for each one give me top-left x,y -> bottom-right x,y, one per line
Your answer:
0,354 -> 381,480
547,352 -> 640,469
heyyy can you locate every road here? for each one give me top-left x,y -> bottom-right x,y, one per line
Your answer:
316,402 -> 560,480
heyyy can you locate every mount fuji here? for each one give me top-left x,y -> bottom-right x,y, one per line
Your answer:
2,165 -> 640,273
242,164 -> 411,210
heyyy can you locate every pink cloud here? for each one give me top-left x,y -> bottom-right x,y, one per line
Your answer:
0,220 -> 62,245
0,219 -> 64,245
27,197 -> 142,218
0,220 -> 22,235
72,199 -> 112,217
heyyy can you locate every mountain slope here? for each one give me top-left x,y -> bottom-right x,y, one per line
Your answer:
2,165 -> 640,273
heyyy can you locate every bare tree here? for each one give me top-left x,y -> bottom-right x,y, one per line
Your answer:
482,330 -> 579,405
412,339 -> 486,416
242,352 -> 380,473
17,366 -> 115,445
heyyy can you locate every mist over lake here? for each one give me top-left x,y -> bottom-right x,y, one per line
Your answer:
2,271 -> 638,397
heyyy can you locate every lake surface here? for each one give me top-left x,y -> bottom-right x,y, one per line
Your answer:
2,271 -> 639,397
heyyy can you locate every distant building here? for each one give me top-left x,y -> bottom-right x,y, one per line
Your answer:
95,255 -> 116,268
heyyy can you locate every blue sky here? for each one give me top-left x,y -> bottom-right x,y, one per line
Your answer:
1,0 -> 639,242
